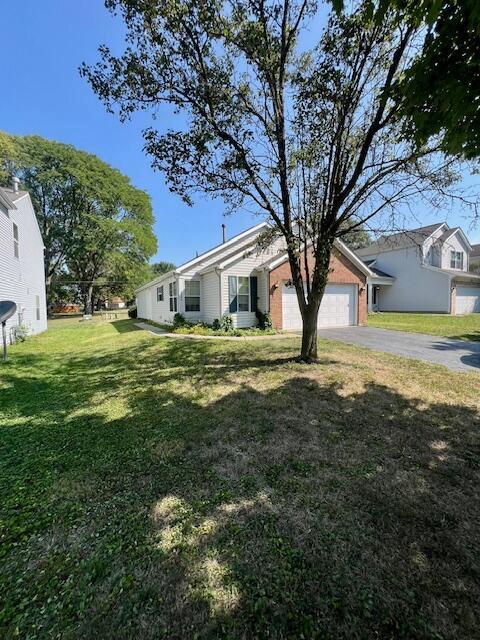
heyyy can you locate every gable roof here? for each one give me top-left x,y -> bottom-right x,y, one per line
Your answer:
257,238 -> 374,278
356,223 -> 446,256
136,221 -> 270,292
0,187 -> 17,211
470,243 -> 480,258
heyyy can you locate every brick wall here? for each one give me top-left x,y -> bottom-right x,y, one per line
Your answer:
268,247 -> 367,329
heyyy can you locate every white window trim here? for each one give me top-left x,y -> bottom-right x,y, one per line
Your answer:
169,281 -> 178,312
184,280 -> 201,312
13,222 -> 19,259
229,275 -> 251,313
450,250 -> 463,270
156,285 -> 164,302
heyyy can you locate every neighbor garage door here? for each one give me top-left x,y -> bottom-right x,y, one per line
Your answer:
456,286 -> 480,314
282,283 -> 356,330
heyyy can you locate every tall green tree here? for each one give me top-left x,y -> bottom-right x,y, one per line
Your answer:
151,261 -> 176,276
2,133 -> 157,313
83,0 -> 476,360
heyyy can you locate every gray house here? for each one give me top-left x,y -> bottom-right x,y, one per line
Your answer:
357,223 -> 480,314
0,179 -> 47,340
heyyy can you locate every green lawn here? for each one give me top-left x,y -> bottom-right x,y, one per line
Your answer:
368,311 -> 480,341
1,317 -> 480,639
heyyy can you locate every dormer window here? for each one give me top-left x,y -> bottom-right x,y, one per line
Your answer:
450,250 -> 463,270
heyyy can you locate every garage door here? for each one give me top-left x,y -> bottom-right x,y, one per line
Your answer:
282,284 -> 356,330
456,286 -> 480,314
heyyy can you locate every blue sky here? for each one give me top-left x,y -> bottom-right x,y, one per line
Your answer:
1,0 -> 479,264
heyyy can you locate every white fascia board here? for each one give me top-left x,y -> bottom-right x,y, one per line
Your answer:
176,221 -> 269,274
367,276 -> 395,286
452,228 -> 473,252
135,270 -> 178,294
334,239 -> 374,277
261,239 -> 374,277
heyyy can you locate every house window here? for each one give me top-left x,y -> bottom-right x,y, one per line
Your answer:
169,281 -> 177,312
228,276 -> 250,312
35,295 -> 40,321
450,250 -> 463,270
238,277 -> 250,311
13,223 -> 19,258
185,280 -> 200,312
157,285 -> 164,302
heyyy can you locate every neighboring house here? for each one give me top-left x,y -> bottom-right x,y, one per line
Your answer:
106,296 -> 126,309
0,179 -> 47,340
136,222 -> 372,330
356,223 -> 480,314
470,244 -> 480,273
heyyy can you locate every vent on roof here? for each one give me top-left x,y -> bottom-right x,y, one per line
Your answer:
12,176 -> 19,193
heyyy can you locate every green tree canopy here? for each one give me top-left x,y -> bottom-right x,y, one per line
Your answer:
332,0 -> 480,158
151,261 -> 176,276
0,132 -> 157,313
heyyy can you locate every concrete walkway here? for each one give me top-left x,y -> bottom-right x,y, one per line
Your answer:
317,326 -> 480,373
134,322 -> 293,341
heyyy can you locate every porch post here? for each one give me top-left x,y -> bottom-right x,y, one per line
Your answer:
367,283 -> 373,312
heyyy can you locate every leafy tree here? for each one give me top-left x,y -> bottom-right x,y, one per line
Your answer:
83,0 -> 476,360
151,261 -> 176,276
0,131 -> 17,185
333,0 -> 480,158
1,133 -> 157,313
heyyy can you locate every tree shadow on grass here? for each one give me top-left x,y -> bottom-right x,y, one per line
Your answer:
111,319 -> 142,333
1,337 -> 480,639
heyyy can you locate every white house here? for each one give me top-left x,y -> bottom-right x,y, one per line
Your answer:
356,223 -> 480,314
470,244 -> 480,273
136,222 -> 373,330
0,179 -> 47,340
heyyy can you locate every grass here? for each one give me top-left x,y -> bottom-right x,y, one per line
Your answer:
1,315 -> 480,639
368,311 -> 480,341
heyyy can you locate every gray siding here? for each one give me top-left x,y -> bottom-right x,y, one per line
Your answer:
0,194 -> 47,340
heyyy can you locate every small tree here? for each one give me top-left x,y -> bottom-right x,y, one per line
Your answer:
83,0 -> 476,360
151,261 -> 176,276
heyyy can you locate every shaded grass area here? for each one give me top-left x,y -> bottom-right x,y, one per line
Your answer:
368,311 -> 480,341
1,317 -> 480,639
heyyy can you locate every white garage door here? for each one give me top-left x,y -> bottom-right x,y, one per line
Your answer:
282,284 -> 356,330
456,286 -> 480,314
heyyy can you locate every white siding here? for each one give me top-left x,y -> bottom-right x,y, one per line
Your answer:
201,271 -> 221,324
220,239 -> 284,327
151,276 -> 177,324
440,232 -> 470,271
136,288 -> 151,319
0,193 -> 47,340
372,247 -> 452,312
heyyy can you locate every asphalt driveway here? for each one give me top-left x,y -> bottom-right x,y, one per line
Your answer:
317,326 -> 480,373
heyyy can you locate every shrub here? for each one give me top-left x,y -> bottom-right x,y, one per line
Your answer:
256,310 -> 273,330
173,312 -> 187,328
212,318 -> 221,330
219,315 -> 234,332
128,306 -> 137,319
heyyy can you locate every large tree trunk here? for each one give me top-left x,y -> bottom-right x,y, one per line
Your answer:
296,241 -> 333,363
83,283 -> 94,315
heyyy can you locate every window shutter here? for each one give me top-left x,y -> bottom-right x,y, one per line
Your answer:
228,276 -> 237,313
250,276 -> 258,312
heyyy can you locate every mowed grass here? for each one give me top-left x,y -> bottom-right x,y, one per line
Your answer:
368,311 -> 480,341
1,317 -> 480,639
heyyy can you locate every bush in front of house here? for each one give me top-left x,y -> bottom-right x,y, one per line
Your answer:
173,312 -> 187,328
219,315 -> 234,333
128,306 -> 137,319
256,310 -> 273,330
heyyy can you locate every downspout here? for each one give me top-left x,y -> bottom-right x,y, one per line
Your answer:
215,267 -> 223,317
